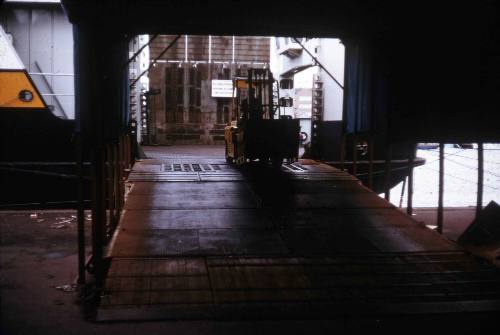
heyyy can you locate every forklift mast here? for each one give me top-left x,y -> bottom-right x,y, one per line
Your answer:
225,68 -> 300,168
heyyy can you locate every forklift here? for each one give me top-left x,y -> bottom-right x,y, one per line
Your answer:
224,68 -> 300,168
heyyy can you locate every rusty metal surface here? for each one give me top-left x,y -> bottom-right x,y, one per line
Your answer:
100,158 -> 500,320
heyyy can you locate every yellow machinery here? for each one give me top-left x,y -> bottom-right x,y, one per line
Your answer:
0,25 -> 47,110
224,68 -> 300,168
0,70 -> 46,109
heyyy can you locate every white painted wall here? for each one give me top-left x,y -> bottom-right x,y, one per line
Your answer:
294,66 -> 314,88
270,37 -> 345,121
317,39 -> 344,121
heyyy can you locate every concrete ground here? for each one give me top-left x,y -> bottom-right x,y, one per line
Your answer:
1,145 -> 499,334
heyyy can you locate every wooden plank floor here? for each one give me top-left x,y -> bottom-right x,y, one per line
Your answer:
98,158 -> 500,321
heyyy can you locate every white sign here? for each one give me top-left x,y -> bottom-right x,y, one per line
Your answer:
211,80 -> 233,98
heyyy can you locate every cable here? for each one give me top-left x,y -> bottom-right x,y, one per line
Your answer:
420,165 -> 500,191
420,148 -> 468,165
422,149 -> 500,169
129,35 -> 181,88
292,37 -> 344,90
433,151 -> 500,166
444,157 -> 500,178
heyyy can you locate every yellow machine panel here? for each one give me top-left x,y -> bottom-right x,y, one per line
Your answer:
0,70 -> 46,109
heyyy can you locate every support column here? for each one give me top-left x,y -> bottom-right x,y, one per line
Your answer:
74,24 -> 129,286
74,24 -> 107,285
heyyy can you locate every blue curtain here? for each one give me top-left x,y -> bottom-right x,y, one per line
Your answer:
343,40 -> 372,134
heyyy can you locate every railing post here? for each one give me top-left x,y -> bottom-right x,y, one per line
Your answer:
437,143 -> 444,234
118,135 -> 125,213
384,143 -> 392,201
407,142 -> 415,215
352,135 -> 358,177
75,132 -> 86,285
106,144 -> 116,237
368,135 -> 374,190
90,145 -> 106,285
476,142 -> 484,218
113,143 -> 120,225
340,133 -> 346,171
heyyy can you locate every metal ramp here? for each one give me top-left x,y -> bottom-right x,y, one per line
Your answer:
98,159 -> 500,321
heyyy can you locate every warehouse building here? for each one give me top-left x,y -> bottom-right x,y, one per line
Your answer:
147,35 -> 270,144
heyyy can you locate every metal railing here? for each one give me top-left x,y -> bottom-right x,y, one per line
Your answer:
76,132 -> 135,286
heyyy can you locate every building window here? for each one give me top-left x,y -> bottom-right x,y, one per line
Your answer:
165,66 -> 184,122
217,99 -> 231,124
188,66 -> 203,123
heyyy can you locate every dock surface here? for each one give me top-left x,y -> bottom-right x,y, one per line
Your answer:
98,149 -> 500,321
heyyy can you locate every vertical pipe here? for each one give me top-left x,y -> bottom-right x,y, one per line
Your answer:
75,133 -> 85,285
476,142 -> 484,218
232,35 -> 235,64
183,61 -> 189,124
437,142 -> 444,234
384,143 -> 392,201
184,35 -> 188,63
407,142 -> 415,215
208,35 -> 212,64
231,80 -> 235,121
268,70 -> 273,119
368,136 -> 374,189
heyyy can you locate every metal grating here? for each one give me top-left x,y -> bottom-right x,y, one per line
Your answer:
131,162 -> 357,182
282,163 -> 308,172
127,172 -> 200,182
99,252 -> 500,321
163,163 -> 222,172
128,162 -> 242,182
